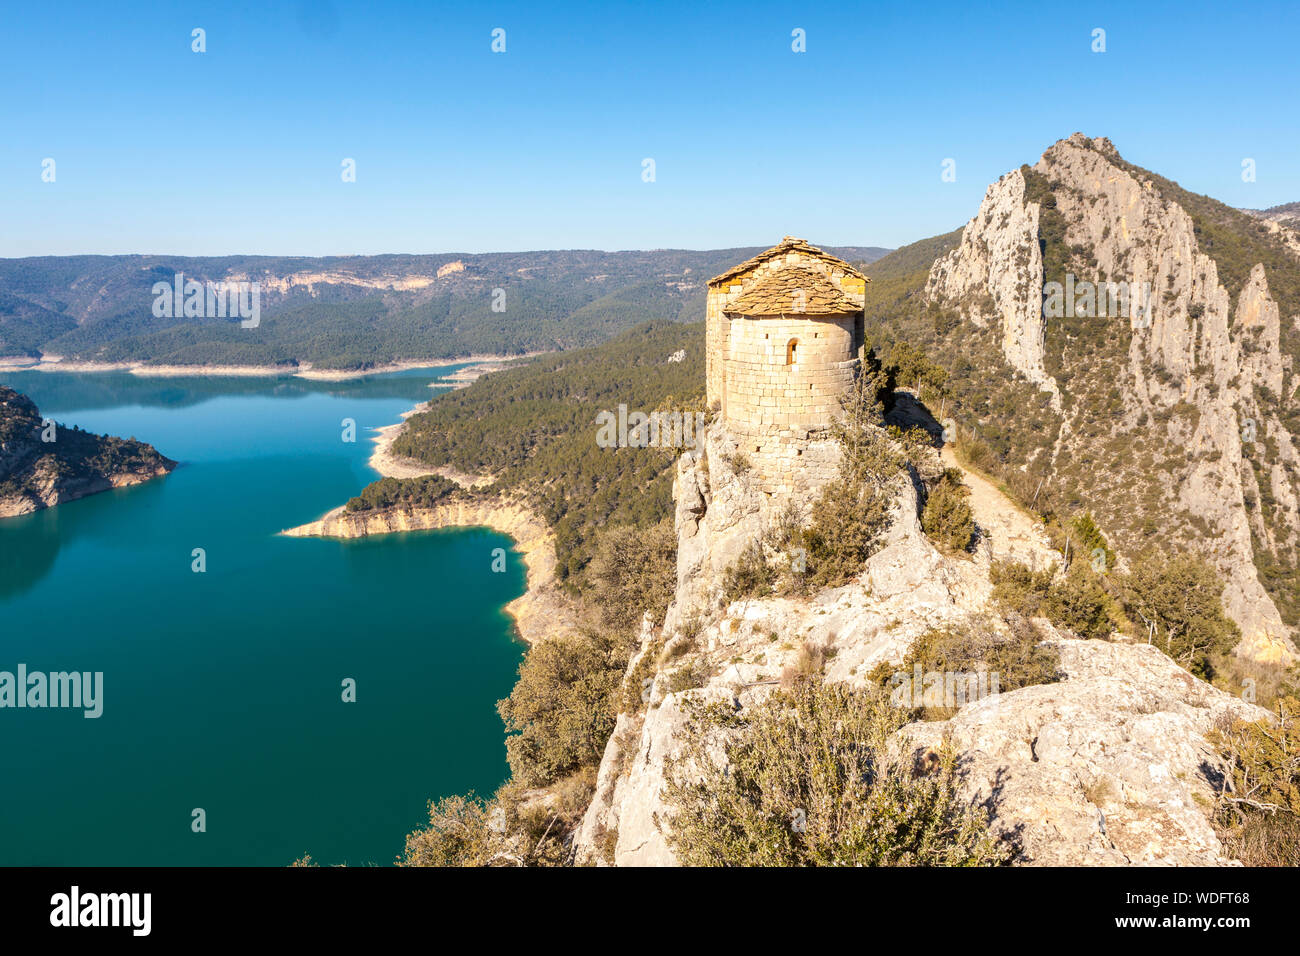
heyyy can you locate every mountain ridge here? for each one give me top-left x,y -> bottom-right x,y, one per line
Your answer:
0,247 -> 889,370
879,132 -> 1299,663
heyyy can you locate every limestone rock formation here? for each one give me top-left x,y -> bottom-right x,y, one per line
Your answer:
926,169 -> 1060,411
905,637 -> 1268,865
573,412 -> 1266,866
924,133 -> 1299,663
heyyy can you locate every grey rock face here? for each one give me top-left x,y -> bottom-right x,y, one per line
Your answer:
925,134 -> 1298,664
905,637 -> 1270,866
573,418 -> 1268,867
926,168 -> 1061,411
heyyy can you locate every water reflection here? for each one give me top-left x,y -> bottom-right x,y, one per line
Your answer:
0,364 -> 470,416
0,364 -> 474,602
0,508 -> 62,601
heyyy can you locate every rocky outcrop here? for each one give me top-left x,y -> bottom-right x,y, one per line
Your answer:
904,636 -> 1269,865
926,169 -> 1061,411
577,424 -> 976,865
924,133 -> 1299,663
671,423 -> 846,620
573,416 -> 1273,867
0,455 -> 174,518
281,497 -> 576,645
225,270 -> 437,294
0,386 -> 175,518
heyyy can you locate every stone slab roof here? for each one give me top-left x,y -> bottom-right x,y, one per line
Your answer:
708,236 -> 868,287
722,265 -> 862,316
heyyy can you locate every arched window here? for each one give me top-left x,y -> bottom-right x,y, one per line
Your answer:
785,338 -> 798,366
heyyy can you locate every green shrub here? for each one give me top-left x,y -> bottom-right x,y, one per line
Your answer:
661,680 -> 1012,866
720,449 -> 752,474
585,518 -> 677,639
664,659 -> 712,694
800,476 -> 893,589
922,468 -> 975,552
1118,550 -> 1240,678
398,773 -> 592,867
1044,565 -> 1114,640
871,615 -> 1060,720
1069,512 -> 1114,572
777,370 -> 925,590
888,340 -> 949,400
497,631 -> 622,787
991,559 -> 1114,641
398,793 -> 498,867
721,539 -> 777,603
762,501 -> 814,596
990,560 -> 1054,615
620,637 -> 665,715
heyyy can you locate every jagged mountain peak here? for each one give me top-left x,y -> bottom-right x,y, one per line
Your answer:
918,135 -> 1299,663
1049,131 -> 1121,160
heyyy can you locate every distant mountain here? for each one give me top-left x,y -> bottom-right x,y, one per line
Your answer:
0,247 -> 889,370
1245,200 -> 1300,219
1243,201 -> 1300,231
0,385 -> 175,517
866,133 -> 1300,662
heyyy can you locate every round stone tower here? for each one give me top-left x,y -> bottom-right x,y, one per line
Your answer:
705,238 -> 868,492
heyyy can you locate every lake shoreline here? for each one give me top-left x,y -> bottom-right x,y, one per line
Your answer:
368,410 -> 495,487
280,498 -> 576,645
0,352 -> 547,381
292,357 -> 573,646
365,362 -> 510,484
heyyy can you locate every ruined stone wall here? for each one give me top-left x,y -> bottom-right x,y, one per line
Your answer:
728,423 -> 844,498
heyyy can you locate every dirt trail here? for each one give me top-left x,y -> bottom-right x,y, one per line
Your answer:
939,446 -> 1057,569
888,391 -> 1057,569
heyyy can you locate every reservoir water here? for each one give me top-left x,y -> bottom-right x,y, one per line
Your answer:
0,367 -> 526,865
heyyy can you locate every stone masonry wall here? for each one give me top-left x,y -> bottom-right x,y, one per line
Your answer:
725,313 -> 857,432
706,249 -> 865,416
705,247 -> 866,497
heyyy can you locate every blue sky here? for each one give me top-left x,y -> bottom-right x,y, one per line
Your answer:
2,0 -> 1297,256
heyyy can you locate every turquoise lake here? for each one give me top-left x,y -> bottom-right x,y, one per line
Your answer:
0,367 -> 526,866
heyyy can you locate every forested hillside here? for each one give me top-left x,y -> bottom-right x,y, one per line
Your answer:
349,320 -> 706,584
0,247 -> 887,369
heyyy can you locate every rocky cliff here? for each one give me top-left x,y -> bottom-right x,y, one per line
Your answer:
572,417 -> 1269,866
0,385 -> 175,517
922,134 -> 1299,664
926,168 -> 1061,412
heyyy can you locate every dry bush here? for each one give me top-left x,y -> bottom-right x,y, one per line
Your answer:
661,680 -> 1012,866
1208,697 -> 1300,866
